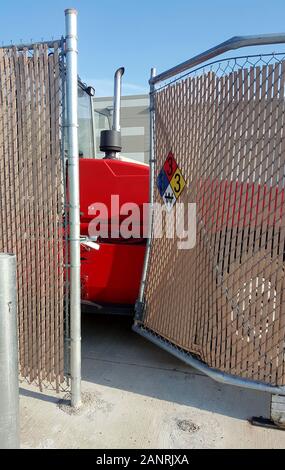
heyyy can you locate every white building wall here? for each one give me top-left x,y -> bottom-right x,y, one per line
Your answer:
94,94 -> 150,164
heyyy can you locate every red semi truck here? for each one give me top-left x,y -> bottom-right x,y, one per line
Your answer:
77,69 -> 149,313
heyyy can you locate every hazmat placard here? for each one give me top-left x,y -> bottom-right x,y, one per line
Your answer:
157,151 -> 186,211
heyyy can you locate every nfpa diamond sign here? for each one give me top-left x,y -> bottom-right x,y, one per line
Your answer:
157,151 -> 186,211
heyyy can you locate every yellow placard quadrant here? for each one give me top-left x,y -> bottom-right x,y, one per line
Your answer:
170,168 -> 186,199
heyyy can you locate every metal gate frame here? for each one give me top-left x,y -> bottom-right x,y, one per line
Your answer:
134,33 -> 285,397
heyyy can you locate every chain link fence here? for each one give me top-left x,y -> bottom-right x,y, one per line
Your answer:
142,52 -> 285,387
0,42 -> 68,391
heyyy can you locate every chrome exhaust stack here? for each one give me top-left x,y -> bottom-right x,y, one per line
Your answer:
113,67 -> 124,132
100,67 -> 125,159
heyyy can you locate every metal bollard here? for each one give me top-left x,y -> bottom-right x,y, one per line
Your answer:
0,253 -> 19,449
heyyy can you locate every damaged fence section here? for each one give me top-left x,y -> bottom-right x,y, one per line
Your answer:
141,53 -> 285,387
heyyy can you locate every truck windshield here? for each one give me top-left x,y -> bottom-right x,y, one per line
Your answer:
78,82 -> 95,158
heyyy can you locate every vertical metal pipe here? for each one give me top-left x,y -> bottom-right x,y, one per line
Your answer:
112,67 -> 125,132
0,253 -> 19,449
65,8 -> 81,408
90,95 -> 97,158
137,67 -> 156,305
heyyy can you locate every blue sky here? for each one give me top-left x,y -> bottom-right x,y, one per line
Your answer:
1,0 -> 285,96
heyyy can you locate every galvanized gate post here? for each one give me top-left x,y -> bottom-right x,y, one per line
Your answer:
0,254 -> 19,449
65,8 -> 81,408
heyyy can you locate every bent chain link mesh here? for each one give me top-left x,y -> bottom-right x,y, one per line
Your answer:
0,43 -> 69,391
143,53 -> 285,386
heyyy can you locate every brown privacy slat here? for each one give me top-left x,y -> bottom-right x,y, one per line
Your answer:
0,44 -> 66,391
143,56 -> 285,386
33,44 -> 45,384
13,49 -> 27,376
40,44 -> 50,381
9,49 -> 23,368
48,51 -> 56,383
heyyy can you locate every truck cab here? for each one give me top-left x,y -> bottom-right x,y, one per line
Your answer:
76,73 -> 149,312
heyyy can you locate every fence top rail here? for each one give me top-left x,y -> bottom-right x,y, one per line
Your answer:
0,39 -> 63,51
150,33 -> 285,85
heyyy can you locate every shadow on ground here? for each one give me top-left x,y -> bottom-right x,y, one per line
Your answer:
19,388 -> 60,404
81,312 -> 271,422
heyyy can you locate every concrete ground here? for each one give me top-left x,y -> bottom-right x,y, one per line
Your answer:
20,313 -> 285,449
